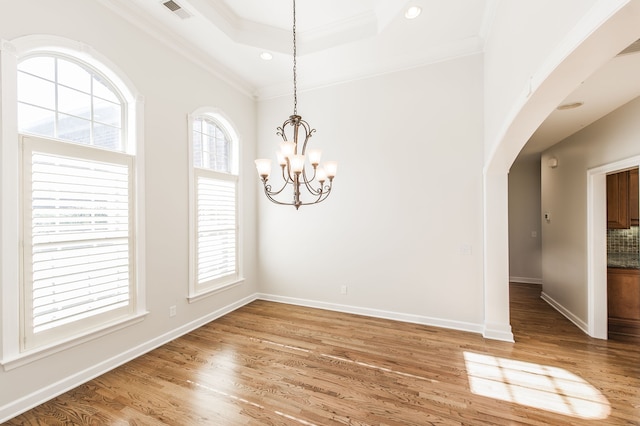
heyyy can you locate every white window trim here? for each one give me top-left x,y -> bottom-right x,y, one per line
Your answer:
0,35 -> 147,368
187,108 -> 243,302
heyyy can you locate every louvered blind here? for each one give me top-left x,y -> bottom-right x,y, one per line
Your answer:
24,138 -> 133,339
196,173 -> 237,286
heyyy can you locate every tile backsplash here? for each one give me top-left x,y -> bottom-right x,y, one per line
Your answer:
607,226 -> 639,253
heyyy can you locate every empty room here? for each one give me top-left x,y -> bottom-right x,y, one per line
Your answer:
1,0 -> 640,424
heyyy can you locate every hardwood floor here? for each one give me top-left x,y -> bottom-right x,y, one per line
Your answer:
7,283 -> 640,425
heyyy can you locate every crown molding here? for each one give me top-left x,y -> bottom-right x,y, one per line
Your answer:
256,36 -> 484,101
96,0 -> 256,99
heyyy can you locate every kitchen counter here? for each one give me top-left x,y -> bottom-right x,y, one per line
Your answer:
608,252 -> 640,269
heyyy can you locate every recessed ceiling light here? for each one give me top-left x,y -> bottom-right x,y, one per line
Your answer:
405,6 -> 422,19
260,52 -> 273,61
557,101 -> 584,110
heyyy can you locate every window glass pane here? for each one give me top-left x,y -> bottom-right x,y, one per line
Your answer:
93,123 -> 121,151
58,113 -> 91,144
203,133 -> 215,169
18,72 -> 56,110
94,97 -> 121,127
203,119 -> 217,137
193,131 -> 203,168
58,58 -> 91,93
93,75 -> 120,103
18,103 -> 55,137
215,138 -> 230,172
18,56 -> 55,81
58,86 -> 91,119
194,117 -> 203,133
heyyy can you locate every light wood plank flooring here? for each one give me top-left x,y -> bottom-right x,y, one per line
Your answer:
6,283 -> 640,425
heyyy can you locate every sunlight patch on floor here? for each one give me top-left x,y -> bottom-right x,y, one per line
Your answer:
463,352 -> 610,420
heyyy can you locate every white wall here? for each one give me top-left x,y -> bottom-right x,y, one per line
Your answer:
541,96 -> 640,323
509,156 -> 542,283
0,0 -> 258,418
256,54 -> 486,329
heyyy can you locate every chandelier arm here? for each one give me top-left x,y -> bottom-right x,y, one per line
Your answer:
262,178 -> 290,197
263,189 -> 298,207
300,180 -> 332,203
300,162 -> 316,187
280,164 -> 294,183
300,172 -> 324,196
297,185 -> 333,207
262,180 -> 333,208
298,122 -> 315,155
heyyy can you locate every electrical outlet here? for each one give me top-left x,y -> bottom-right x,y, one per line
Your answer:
169,305 -> 176,317
340,285 -> 348,295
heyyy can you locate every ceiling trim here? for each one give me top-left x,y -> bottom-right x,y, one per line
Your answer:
186,0 -> 406,56
256,36 -> 484,100
96,0 -> 256,98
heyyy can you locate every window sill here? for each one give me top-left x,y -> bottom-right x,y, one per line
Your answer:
1,311 -> 149,371
188,278 -> 245,304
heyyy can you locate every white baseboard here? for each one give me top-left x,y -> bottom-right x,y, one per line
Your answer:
257,293 -> 485,335
482,322 -> 515,342
0,294 -> 258,423
509,276 -> 543,285
540,291 -> 589,334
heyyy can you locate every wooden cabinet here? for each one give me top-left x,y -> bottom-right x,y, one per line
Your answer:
608,267 -> 640,340
607,168 -> 639,229
607,171 -> 630,229
630,168 -> 639,226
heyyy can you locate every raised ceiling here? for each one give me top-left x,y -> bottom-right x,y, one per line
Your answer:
99,0 -> 492,99
99,0 -> 640,155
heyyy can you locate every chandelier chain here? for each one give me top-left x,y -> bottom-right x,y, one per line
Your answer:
292,0 -> 297,115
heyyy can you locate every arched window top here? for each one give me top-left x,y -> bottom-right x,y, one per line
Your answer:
9,34 -> 141,155
191,109 -> 239,175
18,54 -> 125,152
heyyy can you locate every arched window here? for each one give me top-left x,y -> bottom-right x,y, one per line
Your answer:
18,55 -> 125,151
1,36 -> 145,357
189,110 -> 241,299
192,115 -> 232,172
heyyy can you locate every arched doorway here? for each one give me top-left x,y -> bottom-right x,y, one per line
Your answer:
483,1 -> 640,341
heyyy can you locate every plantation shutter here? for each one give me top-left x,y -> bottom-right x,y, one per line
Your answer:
195,170 -> 237,287
22,136 -> 134,348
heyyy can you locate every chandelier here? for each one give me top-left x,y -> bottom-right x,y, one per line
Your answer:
254,0 -> 337,210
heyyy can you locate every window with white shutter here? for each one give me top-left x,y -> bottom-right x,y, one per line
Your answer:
22,136 -> 135,349
189,112 -> 240,298
10,48 -> 143,354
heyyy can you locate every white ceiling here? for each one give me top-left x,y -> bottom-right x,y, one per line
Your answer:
522,45 -> 640,157
100,0 -> 640,156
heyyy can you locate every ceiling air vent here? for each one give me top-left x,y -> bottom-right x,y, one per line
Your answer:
617,38 -> 640,56
162,0 -> 192,19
